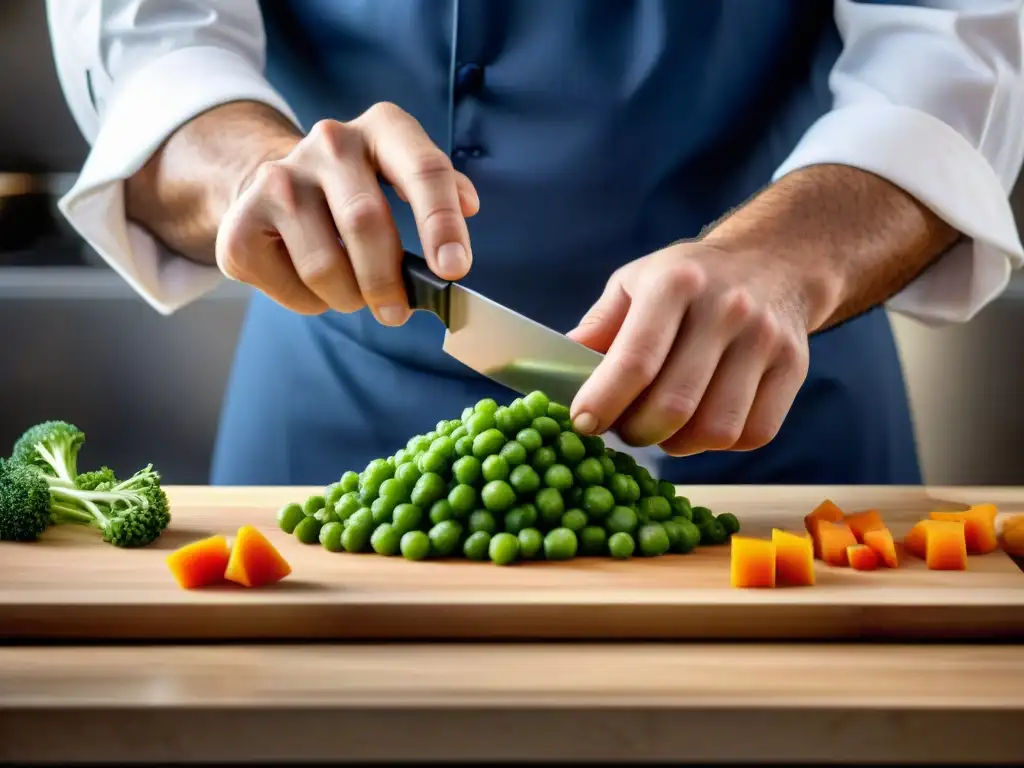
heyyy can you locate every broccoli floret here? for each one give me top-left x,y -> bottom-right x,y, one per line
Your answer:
49,464 -> 171,548
75,466 -> 117,491
0,458 -> 51,541
11,421 -> 85,483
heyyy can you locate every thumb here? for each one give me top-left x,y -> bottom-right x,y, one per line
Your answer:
567,280 -> 630,354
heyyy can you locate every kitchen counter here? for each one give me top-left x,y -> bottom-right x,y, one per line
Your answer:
1,642 -> 1022,764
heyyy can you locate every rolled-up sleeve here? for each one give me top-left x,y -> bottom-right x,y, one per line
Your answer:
773,0 -> 1024,325
46,0 -> 301,314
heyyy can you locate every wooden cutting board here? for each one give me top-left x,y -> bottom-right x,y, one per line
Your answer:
1,485 -> 1022,641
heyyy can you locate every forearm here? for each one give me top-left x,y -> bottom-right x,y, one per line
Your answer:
702,164 -> 961,332
125,101 -> 302,266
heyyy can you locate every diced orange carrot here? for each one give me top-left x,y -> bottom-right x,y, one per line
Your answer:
929,504 -> 998,555
1003,514 -> 1024,533
166,535 -> 231,590
1001,519 -> 1024,557
862,527 -> 899,568
903,521 -> 929,559
904,519 -> 968,570
224,525 -> 292,588
805,500 -> 845,558
771,529 -> 815,586
847,544 -> 879,571
730,536 -> 776,588
817,520 -> 858,567
844,509 -> 886,542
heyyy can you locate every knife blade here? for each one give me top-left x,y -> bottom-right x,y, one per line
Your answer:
402,251 -> 604,406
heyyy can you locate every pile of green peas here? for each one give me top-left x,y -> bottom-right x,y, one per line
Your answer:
277,391 -> 741,565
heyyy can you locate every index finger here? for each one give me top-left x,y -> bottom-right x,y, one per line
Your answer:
355,103 -> 473,281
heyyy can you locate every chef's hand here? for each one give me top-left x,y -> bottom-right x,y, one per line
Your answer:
216,102 -> 479,325
566,240 -> 814,457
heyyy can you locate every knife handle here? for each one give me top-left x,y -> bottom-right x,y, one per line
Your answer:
401,250 -> 451,326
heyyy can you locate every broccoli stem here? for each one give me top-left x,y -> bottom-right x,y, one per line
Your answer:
33,443 -> 76,484
48,502 -> 96,526
49,487 -> 110,527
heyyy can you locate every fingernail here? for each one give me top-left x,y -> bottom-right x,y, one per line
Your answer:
437,242 -> 468,276
574,412 -> 598,435
379,304 -> 406,326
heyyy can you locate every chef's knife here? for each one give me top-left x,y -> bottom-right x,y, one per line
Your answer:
401,250 -> 604,407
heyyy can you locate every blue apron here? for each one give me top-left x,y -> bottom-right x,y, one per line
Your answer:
210,0 -> 921,486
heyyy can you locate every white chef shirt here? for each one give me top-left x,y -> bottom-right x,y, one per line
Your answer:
45,0 -> 1024,324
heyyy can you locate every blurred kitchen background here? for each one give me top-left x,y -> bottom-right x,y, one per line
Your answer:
2,2 -> 1023,486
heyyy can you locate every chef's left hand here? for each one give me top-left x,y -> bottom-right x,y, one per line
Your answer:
567,239 -> 821,456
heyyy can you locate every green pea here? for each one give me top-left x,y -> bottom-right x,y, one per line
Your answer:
435,419 -> 453,436
561,508 -> 588,532
482,454 -> 510,482
475,397 -> 499,415
324,483 -> 345,508
393,448 -> 410,466
657,479 -> 677,500
391,503 -> 423,535
582,435 -> 607,457
481,480 -> 516,512
447,484 -> 478,517
314,506 -> 339,525
370,497 -> 394,525
535,487 -> 565,526
504,504 -> 538,534
524,390 -> 550,419
468,509 -> 498,535
466,411 -> 496,438
633,466 -> 658,497
335,492 -> 361,521
400,530 -> 431,561
345,507 -> 373,531
516,427 -> 543,454
582,486 -> 615,518
358,480 -> 380,506
449,425 -> 468,443
639,495 -> 672,522
579,525 -> 607,556
691,506 -> 715,526
611,451 -> 637,475
532,416 -> 561,444
277,502 -> 305,534
556,431 -> 586,465
608,531 -> 635,559
378,478 -> 408,505
565,485 -> 584,509
319,521 -> 344,552
608,473 -> 638,504
341,523 -> 370,553
662,520 -> 683,552
700,517 -> 729,545
429,520 -> 463,557
499,440 -> 527,467
429,499 -> 455,524
598,454 -> 616,478
472,428 -> 506,458
530,446 -> 557,473
411,472 -> 447,508
461,406 -> 476,423
340,471 -> 359,493
406,435 -> 430,453
494,406 -> 518,436
509,464 -> 540,496
463,530 -> 492,561
543,527 -> 578,560
450,455 -> 480,486
517,528 -> 544,559
429,435 -> 456,459
422,431 -> 439,444
454,435 -> 474,457
546,401 -> 571,422
364,459 -> 394,485
417,450 -> 447,475
670,495 -> 693,521
606,505 -> 638,535
394,461 -> 422,489
489,532 -> 519,565
508,398 -> 533,431
717,512 -> 741,535
573,457 -> 604,486
675,519 -> 702,554
370,523 -> 401,556
293,516 -> 322,545
638,523 -> 671,556
543,463 -> 574,491
303,495 -> 326,517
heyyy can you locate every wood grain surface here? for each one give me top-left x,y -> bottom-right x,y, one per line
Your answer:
1,643 -> 1022,764
1,485 -> 1022,641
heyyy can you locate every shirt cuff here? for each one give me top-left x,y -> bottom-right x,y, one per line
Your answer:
58,45 -> 301,316
772,103 -> 1024,325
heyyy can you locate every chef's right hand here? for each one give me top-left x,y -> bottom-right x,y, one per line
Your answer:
216,102 -> 479,325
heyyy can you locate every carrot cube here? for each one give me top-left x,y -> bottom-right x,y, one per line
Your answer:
904,519 -> 967,570
805,500 -> 845,558
929,504 -> 998,555
844,509 -> 886,542
847,544 -> 879,571
862,528 -> 899,568
225,525 -> 293,588
817,520 -> 858,567
166,535 -> 231,589
771,529 -> 815,586
730,536 -> 777,588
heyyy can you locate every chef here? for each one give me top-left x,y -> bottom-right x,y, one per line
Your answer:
48,1 -> 1024,486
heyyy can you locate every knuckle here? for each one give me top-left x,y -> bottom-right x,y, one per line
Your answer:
776,333 -> 809,373
338,192 -> 389,237
695,412 -> 745,450
662,259 -> 706,296
365,101 -> 405,123
294,252 -> 340,289
612,348 -> 660,384
654,386 -> 701,423
252,161 -> 298,213
360,272 -> 405,304
747,309 -> 781,351
409,150 -> 455,182
718,287 -> 756,325
739,422 -> 781,451
308,119 -> 358,160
